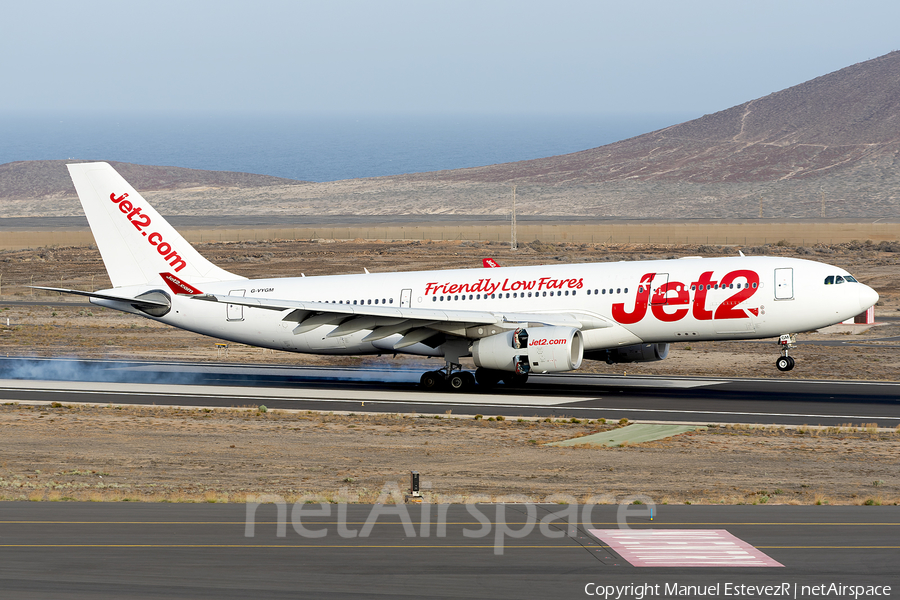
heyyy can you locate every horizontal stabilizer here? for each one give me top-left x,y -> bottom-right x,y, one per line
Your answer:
29,286 -> 170,308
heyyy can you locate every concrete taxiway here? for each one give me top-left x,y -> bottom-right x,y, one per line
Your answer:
0,357 -> 898,426
0,503 -> 896,599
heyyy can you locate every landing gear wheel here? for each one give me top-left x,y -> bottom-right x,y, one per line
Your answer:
461,371 -> 476,389
502,372 -> 529,387
420,371 -> 444,390
776,356 -> 795,372
447,372 -> 467,391
776,334 -> 797,372
474,367 -> 502,388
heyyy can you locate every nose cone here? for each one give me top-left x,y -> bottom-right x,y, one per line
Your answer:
859,285 -> 879,311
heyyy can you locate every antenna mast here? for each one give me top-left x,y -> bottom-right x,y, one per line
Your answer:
511,185 -> 517,250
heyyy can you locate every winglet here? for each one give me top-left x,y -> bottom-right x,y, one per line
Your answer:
483,258 -> 501,268
160,272 -> 203,295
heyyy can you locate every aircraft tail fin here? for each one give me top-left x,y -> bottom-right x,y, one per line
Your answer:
67,162 -> 244,288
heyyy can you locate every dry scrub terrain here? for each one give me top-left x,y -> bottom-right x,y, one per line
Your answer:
0,403 -> 897,506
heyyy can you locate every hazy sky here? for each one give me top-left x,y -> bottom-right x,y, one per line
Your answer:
3,0 -> 898,117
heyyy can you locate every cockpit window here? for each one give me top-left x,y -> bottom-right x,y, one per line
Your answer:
845,275 -> 858,283
835,276 -> 845,284
824,276 -> 834,285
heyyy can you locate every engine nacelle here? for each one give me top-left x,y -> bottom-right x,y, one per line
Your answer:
585,343 -> 670,364
471,326 -> 584,374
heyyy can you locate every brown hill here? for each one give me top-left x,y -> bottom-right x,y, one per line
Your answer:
0,160 -> 306,200
395,51 -> 900,186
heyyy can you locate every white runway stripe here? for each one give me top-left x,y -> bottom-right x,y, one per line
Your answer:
589,529 -> 784,567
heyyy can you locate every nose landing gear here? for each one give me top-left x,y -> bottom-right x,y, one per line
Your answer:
776,334 -> 797,371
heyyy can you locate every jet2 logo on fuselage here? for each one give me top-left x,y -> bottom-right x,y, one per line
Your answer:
612,270 -> 760,325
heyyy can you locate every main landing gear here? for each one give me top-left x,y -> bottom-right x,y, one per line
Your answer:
419,364 -> 528,392
419,362 -> 476,391
776,334 -> 797,372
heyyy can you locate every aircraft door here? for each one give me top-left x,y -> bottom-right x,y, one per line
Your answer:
774,268 -> 794,300
649,273 -> 670,305
227,289 -> 246,321
400,289 -> 412,308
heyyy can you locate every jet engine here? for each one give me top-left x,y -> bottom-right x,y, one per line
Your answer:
585,343 -> 670,364
471,326 -> 584,374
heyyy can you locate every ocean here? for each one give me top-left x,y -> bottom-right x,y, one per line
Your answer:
0,112 -> 690,182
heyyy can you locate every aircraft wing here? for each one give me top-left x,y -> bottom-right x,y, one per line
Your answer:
193,293 -> 610,348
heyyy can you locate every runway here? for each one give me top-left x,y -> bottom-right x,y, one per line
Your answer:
1,503 -> 897,599
1,357 -> 898,426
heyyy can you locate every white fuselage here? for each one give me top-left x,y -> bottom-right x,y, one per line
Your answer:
94,255 -> 877,359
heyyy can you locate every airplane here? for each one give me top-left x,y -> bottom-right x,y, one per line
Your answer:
39,162 -> 879,391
